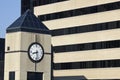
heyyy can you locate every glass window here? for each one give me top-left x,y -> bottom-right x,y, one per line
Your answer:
27,72 -> 43,80
9,72 -> 15,80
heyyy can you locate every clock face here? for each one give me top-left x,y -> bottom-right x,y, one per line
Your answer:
28,42 -> 44,63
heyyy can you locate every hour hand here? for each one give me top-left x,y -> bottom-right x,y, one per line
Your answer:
33,52 -> 37,54
33,51 -> 38,54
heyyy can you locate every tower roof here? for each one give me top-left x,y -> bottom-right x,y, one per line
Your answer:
7,9 -> 50,34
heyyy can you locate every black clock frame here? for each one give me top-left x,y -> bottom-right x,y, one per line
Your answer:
28,42 -> 44,63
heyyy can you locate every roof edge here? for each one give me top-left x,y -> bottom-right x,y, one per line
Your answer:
6,27 -> 51,35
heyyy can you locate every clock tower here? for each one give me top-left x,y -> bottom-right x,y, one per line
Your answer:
4,10 -> 51,80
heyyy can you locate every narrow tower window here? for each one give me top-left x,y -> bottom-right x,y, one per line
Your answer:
9,72 -> 15,80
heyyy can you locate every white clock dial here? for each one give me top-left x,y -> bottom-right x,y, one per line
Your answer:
28,43 -> 44,62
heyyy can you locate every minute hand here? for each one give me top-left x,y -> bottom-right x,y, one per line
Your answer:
33,51 -> 37,54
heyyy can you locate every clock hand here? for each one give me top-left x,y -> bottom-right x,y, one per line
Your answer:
32,50 -> 39,60
36,50 -> 39,60
33,52 -> 36,54
33,50 -> 38,54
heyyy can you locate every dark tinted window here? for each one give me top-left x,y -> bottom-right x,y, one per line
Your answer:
54,59 -> 120,70
52,21 -> 120,36
21,0 -> 31,14
27,72 -> 43,80
0,61 -> 4,80
9,72 -> 15,80
54,76 -> 87,80
0,39 -> 5,60
0,39 -> 4,80
38,1 -> 120,21
54,40 -> 120,53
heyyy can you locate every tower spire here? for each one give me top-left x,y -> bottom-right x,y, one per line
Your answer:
7,9 -> 50,34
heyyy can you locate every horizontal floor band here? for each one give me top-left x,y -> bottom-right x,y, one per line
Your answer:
53,40 -> 120,53
38,1 -> 120,21
54,76 -> 87,80
51,21 -> 120,36
5,51 -> 51,54
54,59 -> 120,70
54,76 -> 119,80
6,28 -> 51,34
5,51 -> 27,53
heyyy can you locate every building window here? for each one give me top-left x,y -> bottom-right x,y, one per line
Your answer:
38,1 -> 120,21
54,59 -> 120,70
51,21 -> 120,36
54,40 -> 120,53
27,72 -> 43,80
9,72 -> 15,80
7,47 -> 10,51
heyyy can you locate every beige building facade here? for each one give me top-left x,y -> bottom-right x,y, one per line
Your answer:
28,0 -> 120,80
29,0 -> 120,80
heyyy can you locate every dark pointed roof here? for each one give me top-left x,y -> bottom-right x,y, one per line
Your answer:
7,9 -> 50,34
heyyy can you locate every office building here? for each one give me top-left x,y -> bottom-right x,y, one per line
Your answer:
0,38 -> 5,80
14,0 -> 120,79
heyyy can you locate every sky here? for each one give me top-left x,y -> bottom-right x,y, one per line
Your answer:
0,0 -> 20,38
